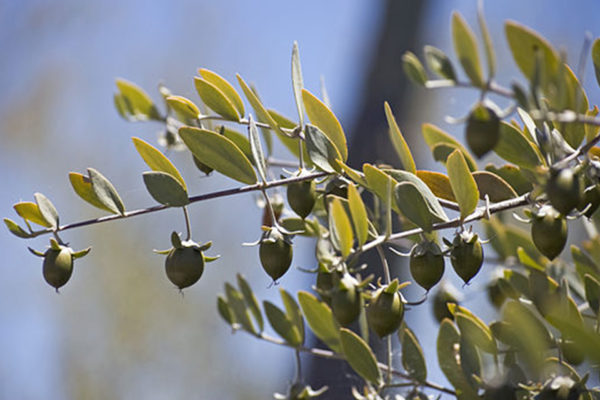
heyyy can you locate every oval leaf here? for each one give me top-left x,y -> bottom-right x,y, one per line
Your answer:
340,328 -> 381,385
132,137 -> 187,190
87,168 -> 125,215
477,1 -> 495,78
422,123 -> 477,171
302,89 -> 347,161
34,193 -> 59,229
4,218 -> 33,238
236,75 -> 286,137
593,38 -> 600,87
472,171 -> 517,202
198,69 -> 245,118
447,150 -> 479,220
237,274 -> 264,333
347,184 -> 369,247
13,202 -> 52,227
424,45 -> 456,81
142,172 -> 189,207
179,127 -> 257,185
115,79 -> 161,121
329,197 -> 354,258
305,124 -> 342,173
217,296 -> 234,326
394,181 -> 437,232
194,77 -> 240,121
297,291 -> 341,353
264,301 -> 302,347
69,172 -> 115,213
280,288 -> 304,345
402,51 -> 427,86
584,274 -> 600,315
452,12 -> 483,86
416,170 -> 455,202
400,327 -> 427,383
225,283 -> 256,334
494,122 -> 545,169
456,312 -> 496,354
166,95 -> 200,120
384,102 -> 416,174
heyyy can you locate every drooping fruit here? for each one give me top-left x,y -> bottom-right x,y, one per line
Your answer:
259,229 -> 293,281
409,240 -> 445,291
165,244 -> 205,289
287,178 -> 317,219
366,284 -> 404,337
43,247 -> 74,291
450,230 -> 484,284
530,206 -> 567,260
331,274 -> 362,326
546,167 -> 582,215
465,104 -> 500,158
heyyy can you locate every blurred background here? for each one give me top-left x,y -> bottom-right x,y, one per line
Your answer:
1,1 -> 599,399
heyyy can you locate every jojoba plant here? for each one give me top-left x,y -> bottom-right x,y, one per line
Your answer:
6,6 -> 600,399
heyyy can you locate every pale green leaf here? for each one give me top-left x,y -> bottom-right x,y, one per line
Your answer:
304,124 -> 342,173
236,74 -> 286,137
422,123 -> 477,171
585,106 -> 599,143
217,126 -> 254,163
384,102 -> 416,174
4,218 -> 33,238
452,12 -> 483,86
477,0 -> 495,78
416,170 -> 455,202
237,274 -> 264,333
87,168 -> 125,215
115,79 -> 161,121
424,45 -> 456,81
13,202 -> 52,227
198,69 -> 245,118
194,77 -> 240,121
340,328 -> 381,385
268,109 -> 311,164
347,183 -> 368,247
329,197 -> 353,258
400,327 -> 427,383
132,137 -> 187,190
456,312 -> 496,354
225,283 -> 256,334
264,301 -> 302,347
69,172 -> 116,213
280,288 -> 304,345
302,88 -> 347,161
394,181 -> 437,232
593,38 -> 600,87
179,127 -> 257,185
297,291 -> 341,353
402,51 -> 427,86
494,122 -> 545,169
142,172 -> 189,207
447,150 -> 479,220
166,95 -> 200,120
248,115 -> 267,182
291,41 -> 305,127
363,163 -> 399,213
217,296 -> 234,326
33,193 -> 59,229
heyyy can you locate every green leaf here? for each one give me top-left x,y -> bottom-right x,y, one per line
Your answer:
247,115 -> 267,182
472,171 -> 517,202
179,127 -> 257,185
198,69 -> 245,118
402,51 -> 427,86
505,21 -> 559,88
437,320 -> 479,399
329,197 -> 353,258
447,150 -> 479,220
484,164 -> 532,195
456,312 -> 496,354
142,172 -> 189,207
34,193 -> 59,229
363,164 -> 399,213
585,106 -> 600,143
280,288 -> 304,345
291,41 -> 305,127
13,202 -> 52,227
132,137 -> 187,190
347,184 -> 368,247
340,328 -> 381,385
584,274 -> 600,315
217,296 -> 234,326
225,283 -> 256,334
87,168 -> 125,215
166,95 -> 200,120
424,45 -> 456,81
384,102 -> 416,174
422,123 -> 477,171
494,122 -> 545,169
477,0 -> 495,78
4,218 -> 33,238
304,124 -> 342,173
572,245 -> 600,282
264,301 -> 302,347
400,327 -> 427,383
194,77 -> 240,121
267,109 -> 311,165
279,217 -> 320,237
217,126 -> 254,163
593,38 -> 600,88
302,89 -> 347,161
517,247 -> 544,272
237,274 -> 264,333
416,170 -> 455,202
297,291 -> 341,353
115,79 -> 161,121
558,65 -> 589,148
452,12 -> 483,86
236,75 -> 286,137
69,172 -> 116,213
336,162 -> 368,187
395,181 -> 438,232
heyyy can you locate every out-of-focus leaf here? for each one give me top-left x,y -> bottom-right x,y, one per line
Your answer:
302,89 -> 347,161
304,124 -> 342,173
236,75 -> 286,138
494,122 -> 545,169
456,312 -> 496,354
592,38 -> 600,87
416,170 -> 455,202
13,202 -> 52,227
194,77 -> 240,121
132,137 -> 187,190
452,12 -> 483,86
33,193 -> 59,229
402,51 -> 427,86
236,274 -> 264,333
166,95 -> 200,120
115,79 -> 161,121
198,69 -> 245,118
142,172 -> 189,207
400,327 -> 427,383
557,65 -> 588,148
584,274 -> 600,315
179,127 -> 257,185
217,296 -> 234,326
264,301 -> 302,347
329,197 -> 353,258
477,1 -> 495,78
280,288 -> 304,345
4,218 -> 33,238
472,171 -> 517,202
225,283 -> 256,334
291,41 -> 305,127
424,45 -> 456,81
517,247 -> 544,272
484,164 -> 533,195
447,150 -> 479,220
384,102 -> 416,174
248,115 -> 267,182
422,123 -> 477,171
347,184 -> 368,247
297,291 -> 341,353
69,172 -> 118,213
363,164 -> 399,213
585,106 -> 600,143
572,245 -> 600,282
336,162 -> 368,187
279,217 -> 320,237
340,328 -> 381,385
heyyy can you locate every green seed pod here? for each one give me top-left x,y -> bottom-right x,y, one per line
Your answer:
546,168 -> 582,215
432,286 -> 459,323
331,274 -> 362,326
409,241 -> 445,291
560,337 -> 585,366
259,229 -> 293,281
465,104 -> 500,158
165,245 -> 205,289
366,286 -> 404,337
287,179 -> 317,219
531,206 -> 567,260
315,266 -> 336,304
43,247 -> 74,291
450,231 -> 484,284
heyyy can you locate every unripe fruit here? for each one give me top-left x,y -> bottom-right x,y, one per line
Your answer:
409,241 -> 445,291
259,229 -> 293,281
315,267 -> 336,304
531,206 -> 567,260
560,338 -> 585,365
546,168 -> 582,215
366,287 -> 404,337
43,247 -> 73,291
450,231 -> 484,284
287,179 -> 317,219
465,104 -> 500,158
331,274 -> 362,326
165,245 -> 205,289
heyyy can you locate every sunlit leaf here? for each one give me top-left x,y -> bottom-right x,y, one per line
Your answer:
13,202 -> 52,227
115,78 -> 161,121
33,193 -> 59,229
452,12 -> 483,86
132,137 -> 187,190
477,1 -> 495,78
347,184 -> 368,247
494,122 -> 545,169
416,170 -> 455,202
87,169 -> 126,215
456,312 -> 496,354
304,124 -> 342,173
422,123 -> 477,171
217,126 -> 254,163
402,51 -> 427,86
198,69 -> 245,118
302,89 -> 347,161
291,41 -> 305,127
166,95 -> 200,120
447,150 -> 479,220
248,115 -> 267,182
340,328 -> 381,385
329,197 -> 353,258
194,77 -> 240,121
69,172 -> 117,213
384,102 -> 416,174
297,291 -> 341,353
4,218 -> 33,238
236,74 -> 286,137
585,106 -> 600,143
